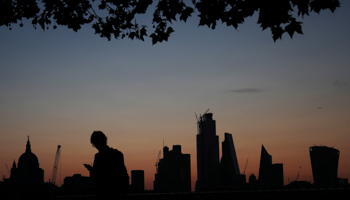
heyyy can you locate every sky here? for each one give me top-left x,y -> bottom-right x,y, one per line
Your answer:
1,1 -> 350,191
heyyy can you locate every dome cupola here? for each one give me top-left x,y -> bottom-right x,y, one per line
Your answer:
18,136 -> 39,169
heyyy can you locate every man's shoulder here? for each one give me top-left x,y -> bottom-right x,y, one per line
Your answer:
108,147 -> 123,156
94,147 -> 121,156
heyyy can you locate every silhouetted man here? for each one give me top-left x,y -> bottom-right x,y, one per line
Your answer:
84,131 -> 129,200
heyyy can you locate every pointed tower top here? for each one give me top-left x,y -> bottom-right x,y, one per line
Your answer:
261,145 -> 268,154
26,136 -> 31,153
12,159 -> 16,168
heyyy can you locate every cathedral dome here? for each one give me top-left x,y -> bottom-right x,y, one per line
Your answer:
18,137 -> 40,169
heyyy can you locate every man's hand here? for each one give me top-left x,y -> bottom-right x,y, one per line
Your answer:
84,164 -> 93,171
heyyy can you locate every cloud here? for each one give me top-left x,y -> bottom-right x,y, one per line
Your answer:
334,80 -> 349,87
229,88 -> 263,93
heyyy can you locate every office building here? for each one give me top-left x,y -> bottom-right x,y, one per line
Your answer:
258,145 -> 284,188
219,133 -> 245,188
196,113 -> 219,191
131,170 -> 144,192
309,145 -> 339,187
154,145 -> 191,192
63,174 -> 96,190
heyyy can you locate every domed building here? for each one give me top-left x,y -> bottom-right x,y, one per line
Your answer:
10,136 -> 44,183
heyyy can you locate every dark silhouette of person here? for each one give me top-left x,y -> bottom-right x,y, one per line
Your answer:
84,131 -> 129,200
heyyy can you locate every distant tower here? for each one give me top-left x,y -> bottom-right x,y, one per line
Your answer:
10,160 -> 18,180
219,133 -> 244,187
248,174 -> 258,188
258,145 -> 284,188
154,145 -> 191,192
249,174 -> 257,183
309,146 -> 339,187
196,113 -> 219,191
221,133 -> 240,174
258,145 -> 272,184
63,174 -> 96,190
131,170 -> 144,192
270,163 -> 284,187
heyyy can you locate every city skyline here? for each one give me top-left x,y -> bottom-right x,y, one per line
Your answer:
10,126 -> 343,193
1,1 -> 350,191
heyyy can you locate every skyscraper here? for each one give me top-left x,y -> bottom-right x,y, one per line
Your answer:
221,133 -> 240,174
309,145 -> 339,187
258,145 -> 284,188
196,113 -> 219,191
219,133 -> 245,188
258,145 -> 272,184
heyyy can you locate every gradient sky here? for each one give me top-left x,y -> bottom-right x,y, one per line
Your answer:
1,1 -> 350,191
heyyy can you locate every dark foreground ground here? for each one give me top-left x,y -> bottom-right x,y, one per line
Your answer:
55,188 -> 349,200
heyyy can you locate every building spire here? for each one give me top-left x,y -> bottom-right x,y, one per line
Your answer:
12,159 -> 16,169
26,135 -> 31,153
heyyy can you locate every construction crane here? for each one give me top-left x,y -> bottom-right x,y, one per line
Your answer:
295,166 -> 302,181
5,164 -> 10,176
51,145 -> 61,185
243,159 -> 249,175
203,109 -> 209,115
295,170 -> 300,181
155,150 -> 161,173
195,112 -> 199,122
195,109 -> 210,124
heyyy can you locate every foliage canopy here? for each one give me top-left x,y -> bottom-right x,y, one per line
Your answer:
0,0 -> 340,44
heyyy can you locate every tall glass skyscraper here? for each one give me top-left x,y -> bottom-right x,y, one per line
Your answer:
196,113 -> 219,191
219,133 -> 245,188
258,145 -> 284,188
309,146 -> 340,187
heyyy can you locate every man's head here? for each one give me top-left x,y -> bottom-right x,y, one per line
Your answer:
91,131 -> 107,150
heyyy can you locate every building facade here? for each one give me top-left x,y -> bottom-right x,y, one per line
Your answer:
309,145 -> 339,187
154,145 -> 191,192
258,145 -> 284,188
196,113 -> 219,191
63,174 -> 96,190
219,133 -> 245,188
131,170 -> 144,192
